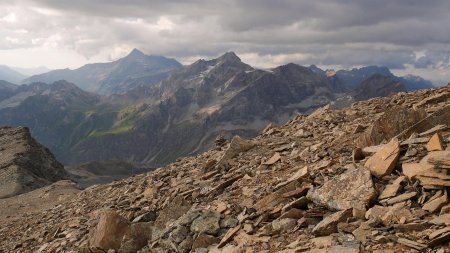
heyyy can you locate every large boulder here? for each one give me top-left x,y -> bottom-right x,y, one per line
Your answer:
307,167 -> 377,210
356,107 -> 426,147
89,211 -> 131,251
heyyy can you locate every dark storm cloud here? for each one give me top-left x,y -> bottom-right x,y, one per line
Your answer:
2,0 -> 450,77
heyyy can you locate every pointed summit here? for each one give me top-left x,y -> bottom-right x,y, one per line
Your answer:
125,48 -> 146,59
217,51 -> 241,63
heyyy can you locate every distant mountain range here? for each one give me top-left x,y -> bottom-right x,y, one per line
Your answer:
12,66 -> 52,76
0,49 -> 437,168
0,65 -> 27,84
23,49 -> 182,95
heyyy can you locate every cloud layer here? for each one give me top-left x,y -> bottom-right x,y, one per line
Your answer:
1,0 -> 449,83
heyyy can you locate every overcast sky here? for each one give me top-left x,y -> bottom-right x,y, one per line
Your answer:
1,0 -> 449,84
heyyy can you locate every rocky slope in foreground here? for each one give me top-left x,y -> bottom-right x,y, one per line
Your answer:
0,126 -> 69,199
1,85 -> 449,252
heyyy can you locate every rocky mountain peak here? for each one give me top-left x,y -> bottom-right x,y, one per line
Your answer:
125,48 -> 146,59
217,51 -> 241,63
351,74 -> 406,101
0,126 -> 69,199
274,63 -> 313,75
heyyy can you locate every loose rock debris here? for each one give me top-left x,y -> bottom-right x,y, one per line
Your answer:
1,85 -> 449,252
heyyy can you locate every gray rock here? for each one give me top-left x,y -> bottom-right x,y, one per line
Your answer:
132,211 -> 157,223
307,167 -> 377,210
191,211 -> 221,236
220,217 -> 239,228
272,218 -> 298,232
169,225 -> 189,243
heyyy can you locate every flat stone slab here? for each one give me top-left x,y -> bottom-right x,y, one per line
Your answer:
307,167 -> 377,210
365,138 -> 400,178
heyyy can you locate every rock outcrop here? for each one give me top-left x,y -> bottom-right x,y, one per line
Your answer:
1,85 -> 449,252
0,126 -> 68,198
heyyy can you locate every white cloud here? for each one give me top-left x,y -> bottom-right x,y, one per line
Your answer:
0,0 -> 448,84
1,12 -> 17,23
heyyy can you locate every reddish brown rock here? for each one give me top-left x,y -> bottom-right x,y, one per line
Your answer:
191,233 -> 220,251
426,133 -> 445,151
263,152 -> 281,165
89,211 -> 131,251
422,191 -> 448,213
426,150 -> 450,169
378,176 -> 405,200
357,107 -> 426,147
364,138 -> 400,178
312,209 -> 352,236
217,136 -> 257,169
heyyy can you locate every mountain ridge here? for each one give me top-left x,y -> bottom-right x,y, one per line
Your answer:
0,52 -> 438,169
23,49 -> 182,95
0,65 -> 27,84
0,126 -> 69,199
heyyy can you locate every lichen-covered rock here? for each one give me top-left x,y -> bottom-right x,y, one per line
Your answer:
191,210 -> 221,235
307,167 -> 377,210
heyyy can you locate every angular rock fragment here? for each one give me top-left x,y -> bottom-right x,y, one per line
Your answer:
132,211 -> 157,223
216,136 -> 257,169
429,227 -> 450,240
378,176 -> 405,200
426,133 -> 445,151
191,233 -> 220,251
352,222 -> 372,244
403,162 -> 442,180
397,237 -> 427,250
119,222 -> 152,253
380,191 -> 417,205
364,138 -> 400,178
263,152 -> 281,165
418,124 -> 448,136
255,181 -> 301,212
380,205 -> 414,226
271,218 -> 297,232
154,196 -> 191,229
396,105 -> 450,141
312,209 -> 352,236
307,167 -> 377,210
426,150 -> 450,169
190,211 -> 221,235
89,211 -> 131,251
428,231 -> 450,247
430,213 -> 450,225
356,107 -> 426,147
417,176 -> 450,187
217,225 -> 241,248
422,190 -> 448,213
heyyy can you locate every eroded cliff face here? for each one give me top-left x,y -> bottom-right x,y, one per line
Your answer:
1,85 -> 448,252
0,126 -> 68,198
